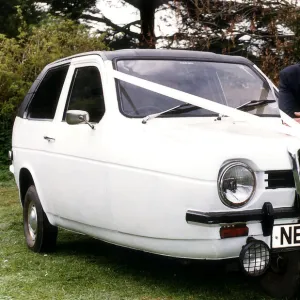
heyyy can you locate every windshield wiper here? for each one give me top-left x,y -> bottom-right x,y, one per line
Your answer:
142,103 -> 201,124
142,99 -> 276,124
236,100 -> 276,111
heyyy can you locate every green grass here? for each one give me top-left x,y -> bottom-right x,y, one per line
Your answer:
0,184 -> 273,300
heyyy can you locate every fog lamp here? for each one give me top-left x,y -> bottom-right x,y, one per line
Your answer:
239,239 -> 270,276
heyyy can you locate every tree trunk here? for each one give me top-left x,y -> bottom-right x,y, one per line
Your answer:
139,1 -> 156,49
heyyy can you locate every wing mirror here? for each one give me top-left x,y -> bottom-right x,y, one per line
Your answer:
66,110 -> 95,129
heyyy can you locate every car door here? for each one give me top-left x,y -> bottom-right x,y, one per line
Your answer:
43,57 -> 115,231
14,64 -> 70,215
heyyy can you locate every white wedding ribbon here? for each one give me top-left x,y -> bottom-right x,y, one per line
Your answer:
112,70 -> 300,139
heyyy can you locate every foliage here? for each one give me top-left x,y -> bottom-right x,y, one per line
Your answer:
259,4 -> 300,84
42,0 -> 97,20
0,14 -> 108,173
0,0 -> 99,38
0,0 -> 42,37
0,118 -> 13,174
0,165 -> 13,183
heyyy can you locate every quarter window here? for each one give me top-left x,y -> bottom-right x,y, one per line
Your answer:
27,65 -> 69,119
64,66 -> 105,123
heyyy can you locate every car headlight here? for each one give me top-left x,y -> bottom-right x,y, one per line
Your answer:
218,161 -> 256,208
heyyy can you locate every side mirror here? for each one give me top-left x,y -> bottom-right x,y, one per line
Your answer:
66,110 -> 95,129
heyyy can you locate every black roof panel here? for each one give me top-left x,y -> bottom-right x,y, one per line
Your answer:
49,49 -> 253,66
102,49 -> 251,64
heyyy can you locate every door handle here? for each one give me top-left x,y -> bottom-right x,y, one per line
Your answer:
44,136 -> 55,142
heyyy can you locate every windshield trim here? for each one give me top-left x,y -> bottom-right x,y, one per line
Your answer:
113,58 -> 279,119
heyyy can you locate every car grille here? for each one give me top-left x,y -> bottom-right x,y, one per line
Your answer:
265,170 -> 295,189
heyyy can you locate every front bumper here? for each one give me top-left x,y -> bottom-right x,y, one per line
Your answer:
186,200 -> 300,237
186,199 -> 300,276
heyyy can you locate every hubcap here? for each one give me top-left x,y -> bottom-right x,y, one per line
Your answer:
28,201 -> 37,241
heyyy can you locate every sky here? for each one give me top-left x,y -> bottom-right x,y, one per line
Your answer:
96,0 -> 139,32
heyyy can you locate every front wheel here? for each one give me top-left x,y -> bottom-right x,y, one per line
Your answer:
260,251 -> 300,299
23,185 -> 58,252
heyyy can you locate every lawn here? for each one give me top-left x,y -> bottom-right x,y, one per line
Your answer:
0,182 -> 273,300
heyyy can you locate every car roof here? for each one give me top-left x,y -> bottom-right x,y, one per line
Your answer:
49,49 -> 253,66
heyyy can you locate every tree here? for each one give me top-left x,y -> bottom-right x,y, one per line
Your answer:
79,0 -> 300,62
75,0 -> 169,49
0,0 -> 41,37
259,3 -> 300,84
43,0 -> 98,20
124,0 -> 164,48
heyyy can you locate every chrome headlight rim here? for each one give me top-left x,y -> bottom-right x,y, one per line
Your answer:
218,161 -> 256,209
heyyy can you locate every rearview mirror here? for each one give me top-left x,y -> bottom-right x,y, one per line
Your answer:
66,110 -> 95,129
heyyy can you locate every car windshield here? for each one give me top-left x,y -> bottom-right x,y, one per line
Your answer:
115,59 -> 279,118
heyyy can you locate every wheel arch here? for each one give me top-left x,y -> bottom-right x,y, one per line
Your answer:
18,166 -> 56,228
19,167 -> 47,210
19,168 -> 35,207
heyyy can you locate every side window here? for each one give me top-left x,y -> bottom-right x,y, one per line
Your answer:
64,66 -> 105,123
27,65 -> 69,119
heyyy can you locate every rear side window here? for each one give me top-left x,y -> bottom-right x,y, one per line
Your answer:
64,66 -> 105,123
27,65 -> 69,119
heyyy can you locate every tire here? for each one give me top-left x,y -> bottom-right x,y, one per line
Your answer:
23,185 -> 58,253
260,251 -> 300,299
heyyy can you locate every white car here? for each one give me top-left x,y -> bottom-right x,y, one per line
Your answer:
9,49 -> 300,297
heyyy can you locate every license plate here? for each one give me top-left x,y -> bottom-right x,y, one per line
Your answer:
272,224 -> 300,249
